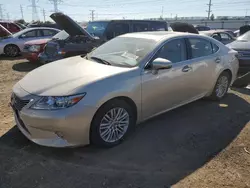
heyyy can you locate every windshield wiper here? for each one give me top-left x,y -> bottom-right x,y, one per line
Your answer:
90,56 -> 111,65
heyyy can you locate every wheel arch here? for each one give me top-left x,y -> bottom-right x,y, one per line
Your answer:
222,68 -> 233,84
89,96 -> 138,144
92,96 -> 138,123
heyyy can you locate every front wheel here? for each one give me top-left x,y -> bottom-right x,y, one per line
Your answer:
209,72 -> 231,101
4,45 -> 20,57
90,99 -> 136,147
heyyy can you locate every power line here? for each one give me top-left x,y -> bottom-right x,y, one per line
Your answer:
42,8 -> 46,21
207,0 -> 212,20
20,5 -> 24,20
90,10 -> 95,21
0,4 -> 3,20
49,0 -> 63,12
6,12 -> 9,21
29,0 -> 40,21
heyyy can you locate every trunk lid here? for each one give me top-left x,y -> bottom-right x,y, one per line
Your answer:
50,12 -> 95,40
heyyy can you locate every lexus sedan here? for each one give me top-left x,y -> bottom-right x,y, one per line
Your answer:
0,27 -> 60,57
11,32 -> 239,148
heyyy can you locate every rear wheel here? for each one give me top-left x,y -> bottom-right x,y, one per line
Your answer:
90,99 -> 136,147
4,44 -> 20,57
209,72 -> 231,100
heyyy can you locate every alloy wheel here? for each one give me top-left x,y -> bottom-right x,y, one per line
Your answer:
99,107 -> 130,143
216,75 -> 229,98
6,46 -> 19,57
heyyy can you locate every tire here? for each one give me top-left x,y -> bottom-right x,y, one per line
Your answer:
4,44 -> 20,57
90,99 -> 136,147
209,72 -> 231,101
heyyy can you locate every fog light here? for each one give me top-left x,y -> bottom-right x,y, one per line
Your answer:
55,131 -> 64,138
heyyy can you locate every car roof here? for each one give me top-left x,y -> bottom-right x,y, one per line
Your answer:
120,31 -> 199,41
12,27 -> 60,37
89,20 -> 167,23
200,29 -> 231,34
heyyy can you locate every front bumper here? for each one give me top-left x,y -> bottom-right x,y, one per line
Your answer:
22,51 -> 39,62
38,52 -> 63,64
11,85 -> 97,147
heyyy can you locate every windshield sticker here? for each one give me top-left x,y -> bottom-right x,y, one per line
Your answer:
121,52 -> 139,60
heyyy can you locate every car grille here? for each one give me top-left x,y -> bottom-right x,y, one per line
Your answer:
45,43 -> 58,57
11,93 -> 30,111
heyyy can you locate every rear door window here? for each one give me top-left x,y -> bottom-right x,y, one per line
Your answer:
220,32 -> 232,43
42,29 -> 58,36
188,38 -> 213,58
133,23 -> 149,32
106,23 -> 129,40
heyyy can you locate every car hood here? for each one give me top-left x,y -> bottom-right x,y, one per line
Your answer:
50,12 -> 95,40
17,56 -> 132,96
227,40 -> 250,50
25,38 -> 51,45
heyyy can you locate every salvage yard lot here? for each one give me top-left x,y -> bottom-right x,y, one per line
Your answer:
0,57 -> 249,188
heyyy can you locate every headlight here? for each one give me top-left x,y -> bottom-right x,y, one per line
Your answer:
31,93 -> 86,110
29,45 -> 41,52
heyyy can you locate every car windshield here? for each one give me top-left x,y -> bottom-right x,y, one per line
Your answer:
86,21 -> 109,37
237,31 -> 250,41
52,30 -> 69,40
88,36 -> 157,67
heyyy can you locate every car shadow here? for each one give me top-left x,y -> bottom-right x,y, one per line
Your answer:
12,61 -> 41,72
0,93 -> 249,188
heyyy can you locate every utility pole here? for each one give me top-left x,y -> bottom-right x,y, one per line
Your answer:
161,6 -> 164,18
90,10 -> 95,21
6,12 -> 9,21
20,5 -> 24,20
42,8 -> 46,22
0,4 -> 3,20
29,0 -> 39,21
49,0 -> 62,12
207,0 -> 212,20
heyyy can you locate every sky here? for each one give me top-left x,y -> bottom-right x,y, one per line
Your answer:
0,0 -> 249,22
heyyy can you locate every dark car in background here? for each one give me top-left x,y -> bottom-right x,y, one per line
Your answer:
27,22 -> 61,30
227,31 -> 250,76
194,25 -> 211,31
39,13 -> 168,63
0,24 -> 12,37
0,21 -> 22,33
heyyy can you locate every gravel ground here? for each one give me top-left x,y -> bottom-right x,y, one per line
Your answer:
0,57 -> 249,188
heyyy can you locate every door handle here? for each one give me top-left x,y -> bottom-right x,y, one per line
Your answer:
182,65 -> 192,72
215,57 -> 221,63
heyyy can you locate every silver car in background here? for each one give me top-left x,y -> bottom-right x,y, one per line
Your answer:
0,27 -> 60,57
11,32 -> 239,148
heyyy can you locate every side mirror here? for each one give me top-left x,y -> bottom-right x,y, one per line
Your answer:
152,58 -> 172,70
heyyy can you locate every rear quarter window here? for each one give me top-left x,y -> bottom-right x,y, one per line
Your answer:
212,43 -> 219,53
